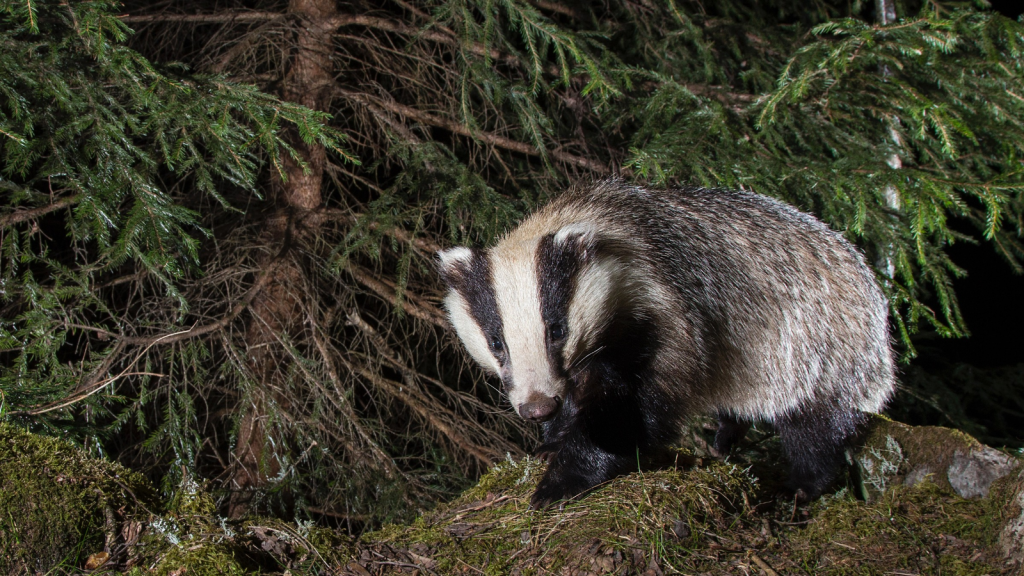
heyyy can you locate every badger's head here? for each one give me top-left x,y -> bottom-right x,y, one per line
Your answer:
438,224 -> 626,423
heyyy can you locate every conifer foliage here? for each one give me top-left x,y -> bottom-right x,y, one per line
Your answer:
1,0 -> 1022,523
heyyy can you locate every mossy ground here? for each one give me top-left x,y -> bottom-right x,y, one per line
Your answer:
2,421 -> 1021,575
0,422 -> 157,574
354,452 -> 1019,575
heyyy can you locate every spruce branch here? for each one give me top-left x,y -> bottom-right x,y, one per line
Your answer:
335,352 -> 500,468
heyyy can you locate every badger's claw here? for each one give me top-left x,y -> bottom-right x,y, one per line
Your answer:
529,482 -> 570,509
532,441 -> 561,463
529,471 -> 592,510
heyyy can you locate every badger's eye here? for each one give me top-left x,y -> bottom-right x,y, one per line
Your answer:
548,322 -> 565,341
490,335 -> 504,353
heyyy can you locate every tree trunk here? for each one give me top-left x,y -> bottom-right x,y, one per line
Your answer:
227,0 -> 336,518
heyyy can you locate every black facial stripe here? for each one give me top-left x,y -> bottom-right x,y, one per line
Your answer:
446,249 -> 505,361
537,233 -> 587,372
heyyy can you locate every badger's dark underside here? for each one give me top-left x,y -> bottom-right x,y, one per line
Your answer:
532,376 -> 868,508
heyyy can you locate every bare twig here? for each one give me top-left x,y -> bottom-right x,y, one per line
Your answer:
345,309 -> 517,466
27,371 -> 165,416
340,354 -> 499,467
307,317 -> 403,479
67,258 -> 284,347
23,329 -> 187,415
1,195 -> 81,228
749,553 -> 780,576
346,263 -> 448,329
120,10 -> 509,62
339,89 -> 610,174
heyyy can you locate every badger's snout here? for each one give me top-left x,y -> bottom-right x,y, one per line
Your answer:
518,393 -> 561,422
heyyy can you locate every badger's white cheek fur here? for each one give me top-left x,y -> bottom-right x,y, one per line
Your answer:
445,292 -> 501,375
565,258 -> 621,362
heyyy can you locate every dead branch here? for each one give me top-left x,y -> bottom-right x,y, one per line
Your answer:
345,309 -> 529,456
22,330 -> 180,416
26,371 -> 165,416
1,195 -> 81,228
67,257 -> 284,347
120,10 -> 508,63
315,207 -> 442,254
346,263 -> 448,329
307,319 -> 404,479
339,89 -> 610,174
345,309 -> 518,462
337,352 -> 499,467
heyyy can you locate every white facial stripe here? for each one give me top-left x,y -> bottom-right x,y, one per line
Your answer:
444,291 -> 501,375
565,258 -> 620,363
490,239 -> 559,408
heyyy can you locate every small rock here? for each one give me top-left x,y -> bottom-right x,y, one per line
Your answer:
949,447 -> 1019,499
671,519 -> 691,539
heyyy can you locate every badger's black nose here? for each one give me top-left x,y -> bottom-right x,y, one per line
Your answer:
518,394 -> 561,422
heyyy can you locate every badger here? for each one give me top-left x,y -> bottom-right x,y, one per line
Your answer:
437,180 -> 895,508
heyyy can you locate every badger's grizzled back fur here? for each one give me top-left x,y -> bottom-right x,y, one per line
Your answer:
438,180 -> 895,508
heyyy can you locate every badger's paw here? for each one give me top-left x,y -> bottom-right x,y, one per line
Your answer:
529,472 -> 593,510
531,441 -> 561,463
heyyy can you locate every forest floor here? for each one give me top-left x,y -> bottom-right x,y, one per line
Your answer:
2,417 -> 1022,576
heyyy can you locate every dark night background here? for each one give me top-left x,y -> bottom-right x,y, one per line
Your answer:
927,237 -> 1024,367
920,1 -> 1024,369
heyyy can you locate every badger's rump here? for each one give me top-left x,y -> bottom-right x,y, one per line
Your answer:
516,181 -> 895,422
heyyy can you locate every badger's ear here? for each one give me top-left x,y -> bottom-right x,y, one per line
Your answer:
436,246 -> 476,288
552,223 -> 600,264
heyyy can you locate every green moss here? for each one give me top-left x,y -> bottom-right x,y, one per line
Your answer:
360,458 -> 758,575
148,543 -> 249,576
785,481 -> 1007,575
0,422 -> 157,574
351,426 -> 1019,575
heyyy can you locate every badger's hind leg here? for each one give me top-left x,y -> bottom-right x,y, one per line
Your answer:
776,402 -> 866,501
712,414 -> 751,457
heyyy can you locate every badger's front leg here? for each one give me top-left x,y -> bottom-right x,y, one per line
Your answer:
529,383 -> 649,509
530,429 -> 635,509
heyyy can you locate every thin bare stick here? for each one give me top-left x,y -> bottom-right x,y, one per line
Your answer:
28,372 -> 165,416
24,327 -> 189,415
346,263 -> 448,329
121,10 -> 510,63
749,553 -> 780,576
345,309 -> 513,466
67,258 -> 283,347
346,357 -> 499,466
1,195 -> 81,228
339,89 -> 610,174
308,318 -> 402,479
